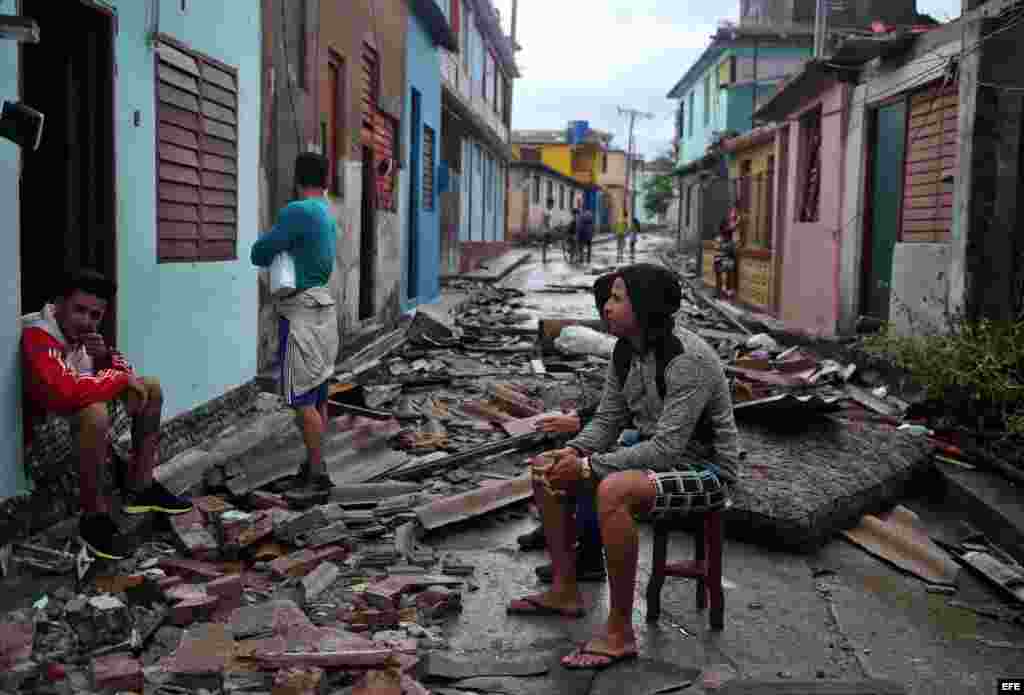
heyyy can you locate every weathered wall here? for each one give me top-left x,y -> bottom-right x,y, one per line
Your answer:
778,79 -> 848,337
890,243 -> 951,336
115,0 -> 261,418
0,0 -> 24,498
843,28 -> 961,334
401,10 -> 442,312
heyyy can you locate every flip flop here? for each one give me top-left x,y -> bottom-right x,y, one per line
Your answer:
561,647 -> 639,671
506,596 -> 585,618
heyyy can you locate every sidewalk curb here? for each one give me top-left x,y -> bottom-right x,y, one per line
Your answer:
440,251 -> 533,284
933,461 -> 1024,566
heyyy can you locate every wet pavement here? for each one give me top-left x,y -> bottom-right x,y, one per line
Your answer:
429,230 -> 1024,694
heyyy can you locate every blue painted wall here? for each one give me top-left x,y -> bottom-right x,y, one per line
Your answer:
113,0 -> 261,419
402,10 -> 442,312
0,0 -> 25,497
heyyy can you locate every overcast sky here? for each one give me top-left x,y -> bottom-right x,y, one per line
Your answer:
492,0 -> 964,160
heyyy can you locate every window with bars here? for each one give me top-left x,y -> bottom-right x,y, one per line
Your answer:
559,184 -> 565,210
423,125 -> 435,211
533,175 -> 540,204
688,91 -> 695,136
703,74 -> 711,126
155,38 -> 239,263
361,41 -> 398,211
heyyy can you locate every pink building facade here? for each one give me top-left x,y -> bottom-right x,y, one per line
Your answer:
759,66 -> 852,337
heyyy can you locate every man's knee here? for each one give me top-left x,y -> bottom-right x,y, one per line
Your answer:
78,402 -> 110,436
139,376 -> 163,405
597,471 -> 653,515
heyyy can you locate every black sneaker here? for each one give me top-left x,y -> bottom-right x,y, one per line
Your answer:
307,473 -> 335,491
123,482 -> 193,515
79,513 -> 134,561
517,526 -> 547,551
536,551 -> 606,583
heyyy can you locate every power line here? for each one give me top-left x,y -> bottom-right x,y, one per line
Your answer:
617,106 -> 655,224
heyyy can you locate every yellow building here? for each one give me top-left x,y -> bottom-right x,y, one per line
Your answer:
511,126 -> 612,190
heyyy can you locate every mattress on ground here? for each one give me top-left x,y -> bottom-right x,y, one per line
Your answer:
725,418 -> 933,552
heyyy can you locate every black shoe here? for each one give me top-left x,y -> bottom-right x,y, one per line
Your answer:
517,526 -> 546,551
536,551 -> 606,583
79,513 -> 134,561
123,482 -> 193,515
307,473 -> 334,491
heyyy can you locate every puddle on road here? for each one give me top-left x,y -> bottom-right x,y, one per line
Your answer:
860,574 -> 980,641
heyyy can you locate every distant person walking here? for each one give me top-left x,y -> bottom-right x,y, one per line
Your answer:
577,208 -> 595,265
615,222 -> 627,263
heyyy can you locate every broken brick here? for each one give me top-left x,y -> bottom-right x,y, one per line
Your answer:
207,574 -> 243,601
193,495 -> 234,519
253,542 -> 287,562
231,510 -> 275,548
159,557 -> 226,582
91,652 -> 142,693
250,491 -> 291,510
272,666 -> 324,695
338,607 -> 400,630
159,623 -> 234,675
294,519 -> 351,548
230,600 -> 313,639
274,505 -> 345,545
65,595 -> 132,652
0,620 -> 34,669
94,574 -> 145,594
169,596 -> 220,626
170,508 -> 220,559
364,574 -> 463,610
352,666 -> 402,695
270,545 -> 348,579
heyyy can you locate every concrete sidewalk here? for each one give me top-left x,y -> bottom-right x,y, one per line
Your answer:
441,249 -> 533,283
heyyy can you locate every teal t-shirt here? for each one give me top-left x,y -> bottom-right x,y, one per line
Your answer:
251,198 -> 337,291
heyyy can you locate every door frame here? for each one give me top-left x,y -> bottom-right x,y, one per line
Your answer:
407,88 -> 422,303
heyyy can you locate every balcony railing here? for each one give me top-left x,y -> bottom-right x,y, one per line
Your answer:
441,49 -> 509,144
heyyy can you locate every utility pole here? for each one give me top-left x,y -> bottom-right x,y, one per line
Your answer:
617,106 -> 654,227
813,0 -> 829,58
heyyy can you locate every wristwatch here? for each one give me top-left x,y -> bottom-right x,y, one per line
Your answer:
579,456 -> 593,480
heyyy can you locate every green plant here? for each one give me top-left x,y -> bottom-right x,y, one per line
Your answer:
861,309 -> 1024,434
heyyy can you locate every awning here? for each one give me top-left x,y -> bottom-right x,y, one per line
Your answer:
409,0 -> 459,52
442,87 -> 513,162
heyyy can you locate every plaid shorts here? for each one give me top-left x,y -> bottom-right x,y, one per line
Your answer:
641,467 -> 731,521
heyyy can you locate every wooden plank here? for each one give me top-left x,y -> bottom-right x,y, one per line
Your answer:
203,119 -> 236,142
903,218 -> 951,232
202,99 -> 236,125
913,132 -> 958,151
201,136 -> 236,159
160,162 -> 201,186
159,142 -> 199,168
906,181 -> 944,198
202,153 -> 236,174
909,110 -> 957,130
904,193 -> 954,209
159,181 -> 200,204
157,42 -> 199,76
158,239 -> 198,261
905,144 -> 954,162
905,170 -> 945,186
203,206 -> 236,224
902,230 -> 939,243
906,156 -> 957,175
903,206 -> 952,221
159,83 -> 200,113
203,83 -> 237,110
158,221 -> 199,239
910,91 -> 957,112
201,62 -> 236,93
203,189 -> 236,207
911,120 -> 959,141
201,171 -> 236,191
159,103 -> 199,131
158,202 -> 199,222
202,222 -> 236,239
159,63 -> 200,95
199,240 -> 236,261
159,123 -> 198,150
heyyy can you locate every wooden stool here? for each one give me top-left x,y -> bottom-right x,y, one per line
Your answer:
646,509 -> 724,630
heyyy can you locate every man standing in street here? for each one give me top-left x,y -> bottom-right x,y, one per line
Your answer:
251,153 -> 339,492
577,208 -> 595,265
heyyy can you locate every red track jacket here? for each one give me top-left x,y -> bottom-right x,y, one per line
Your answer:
21,305 -> 134,447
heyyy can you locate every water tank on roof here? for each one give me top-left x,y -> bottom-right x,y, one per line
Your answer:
567,120 -> 589,145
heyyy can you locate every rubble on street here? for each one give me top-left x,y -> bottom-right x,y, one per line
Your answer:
0,249 -> 1000,693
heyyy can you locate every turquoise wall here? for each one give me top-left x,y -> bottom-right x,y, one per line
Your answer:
676,44 -> 811,167
402,10 -> 442,312
0,0 -> 25,497
113,0 -> 261,419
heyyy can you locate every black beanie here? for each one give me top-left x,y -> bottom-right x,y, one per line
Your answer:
617,263 -> 682,340
593,273 -> 615,315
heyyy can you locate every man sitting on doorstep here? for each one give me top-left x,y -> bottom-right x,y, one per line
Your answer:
22,269 -> 193,560
251,152 -> 340,494
507,263 -> 741,670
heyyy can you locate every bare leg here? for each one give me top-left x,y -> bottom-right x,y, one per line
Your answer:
77,403 -> 112,515
126,377 -> 163,491
508,480 -> 584,615
296,405 -> 325,477
562,471 -> 656,668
